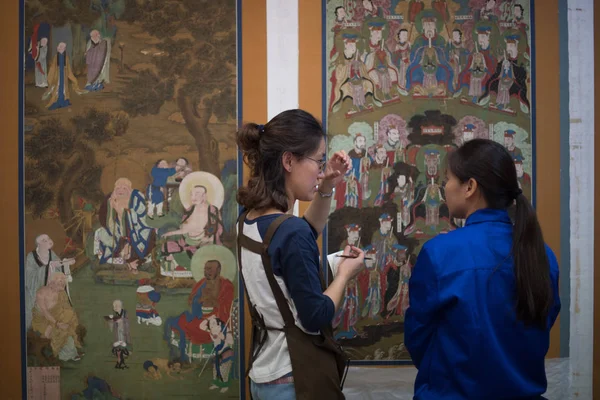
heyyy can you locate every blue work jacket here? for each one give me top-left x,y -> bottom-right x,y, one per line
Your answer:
405,208 -> 561,399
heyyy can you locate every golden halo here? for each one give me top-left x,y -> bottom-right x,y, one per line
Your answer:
191,245 -> 237,283
178,171 -> 224,210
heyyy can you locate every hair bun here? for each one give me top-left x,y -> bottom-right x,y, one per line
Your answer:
237,122 -> 263,170
237,123 -> 262,153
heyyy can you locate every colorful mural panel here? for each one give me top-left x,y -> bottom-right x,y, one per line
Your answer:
22,0 -> 241,397
325,0 -> 534,362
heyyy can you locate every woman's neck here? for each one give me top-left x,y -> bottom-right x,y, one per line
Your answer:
247,207 -> 284,219
464,198 -> 489,220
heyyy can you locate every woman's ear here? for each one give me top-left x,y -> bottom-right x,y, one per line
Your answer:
282,151 -> 293,173
465,177 -> 478,199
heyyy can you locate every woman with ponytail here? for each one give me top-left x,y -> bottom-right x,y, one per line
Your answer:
404,139 -> 560,399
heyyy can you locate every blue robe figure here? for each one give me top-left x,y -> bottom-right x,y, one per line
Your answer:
406,43 -> 455,96
164,280 -> 209,363
404,11 -> 454,96
49,53 -> 72,110
146,160 -> 177,218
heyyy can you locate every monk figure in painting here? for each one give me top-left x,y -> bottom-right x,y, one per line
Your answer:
161,185 -> 224,272
94,178 -> 156,272
32,273 -> 82,362
31,37 -> 49,88
42,42 -> 86,110
25,234 -> 75,330
85,29 -> 111,91
165,260 -> 234,362
105,300 -> 131,348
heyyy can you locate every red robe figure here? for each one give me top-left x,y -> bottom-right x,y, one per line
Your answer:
166,260 -> 234,362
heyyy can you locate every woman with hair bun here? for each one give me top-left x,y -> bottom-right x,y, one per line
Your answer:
236,109 -> 365,399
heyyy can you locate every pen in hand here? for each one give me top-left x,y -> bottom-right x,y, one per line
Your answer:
336,255 -> 373,261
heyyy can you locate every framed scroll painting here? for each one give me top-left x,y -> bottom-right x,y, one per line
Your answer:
21,0 -> 243,398
324,0 -> 535,363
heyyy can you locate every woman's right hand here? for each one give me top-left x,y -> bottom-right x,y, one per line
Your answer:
336,245 -> 365,281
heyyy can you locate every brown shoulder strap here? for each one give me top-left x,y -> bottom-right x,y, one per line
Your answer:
236,210 -> 262,320
259,214 -> 297,327
262,214 -> 293,250
236,209 -> 253,298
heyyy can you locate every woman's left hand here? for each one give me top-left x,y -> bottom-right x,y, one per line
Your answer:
321,151 -> 351,193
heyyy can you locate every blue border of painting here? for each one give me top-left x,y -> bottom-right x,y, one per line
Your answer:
235,0 -> 247,396
321,0 -> 329,279
320,0 -> 538,367
18,1 -> 246,398
19,0 -> 26,397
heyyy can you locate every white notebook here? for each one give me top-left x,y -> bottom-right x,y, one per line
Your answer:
326,250 -> 344,277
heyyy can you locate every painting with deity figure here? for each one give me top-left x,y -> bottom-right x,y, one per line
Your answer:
21,0 -> 242,398
325,0 -> 535,362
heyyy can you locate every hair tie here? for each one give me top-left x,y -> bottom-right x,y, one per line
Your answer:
257,124 -> 265,134
514,188 -> 523,199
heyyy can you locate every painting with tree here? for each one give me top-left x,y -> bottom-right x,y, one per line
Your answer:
22,0 -> 242,398
324,0 -> 535,363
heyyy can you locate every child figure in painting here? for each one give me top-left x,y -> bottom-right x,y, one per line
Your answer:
147,159 -> 177,219
135,280 -> 162,326
405,139 -> 560,398
200,316 -> 235,393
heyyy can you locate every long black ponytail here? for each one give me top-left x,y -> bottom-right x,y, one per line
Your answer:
448,139 -> 553,328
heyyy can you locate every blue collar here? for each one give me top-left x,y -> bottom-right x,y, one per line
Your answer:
465,208 -> 511,226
